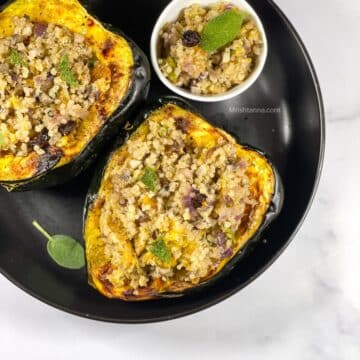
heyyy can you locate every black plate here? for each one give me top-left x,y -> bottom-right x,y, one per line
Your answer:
0,0 -> 325,323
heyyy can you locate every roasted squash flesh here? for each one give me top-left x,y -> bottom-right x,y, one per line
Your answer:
84,99 -> 281,300
0,0 -> 143,189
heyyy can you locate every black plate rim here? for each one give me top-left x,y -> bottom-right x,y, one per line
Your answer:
0,0 -> 326,323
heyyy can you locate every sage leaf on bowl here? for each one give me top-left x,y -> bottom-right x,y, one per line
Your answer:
200,10 -> 246,53
32,220 -> 85,270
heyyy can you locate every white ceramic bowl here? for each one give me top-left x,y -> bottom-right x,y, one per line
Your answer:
150,0 -> 268,102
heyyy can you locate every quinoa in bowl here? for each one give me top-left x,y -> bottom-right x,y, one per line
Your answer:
155,1 -> 265,98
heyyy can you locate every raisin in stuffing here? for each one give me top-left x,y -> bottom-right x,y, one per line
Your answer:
182,30 -> 201,47
192,189 -> 207,209
59,120 -> 76,136
29,128 -> 49,148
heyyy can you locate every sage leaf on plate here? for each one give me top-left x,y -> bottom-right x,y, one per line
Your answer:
32,220 -> 85,270
200,10 -> 246,53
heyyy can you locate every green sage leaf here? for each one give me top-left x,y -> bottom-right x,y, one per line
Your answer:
57,54 -> 79,87
32,220 -> 85,270
9,49 -> 26,66
140,167 -> 158,192
200,10 -> 246,52
150,238 -> 172,264
47,235 -> 85,270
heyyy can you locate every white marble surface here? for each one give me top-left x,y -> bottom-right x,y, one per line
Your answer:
1,0 -> 360,359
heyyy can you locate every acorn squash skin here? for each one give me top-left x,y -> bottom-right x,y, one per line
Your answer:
83,96 -> 284,301
0,0 -> 150,191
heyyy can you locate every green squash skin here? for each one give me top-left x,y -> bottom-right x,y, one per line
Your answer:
0,6 -> 151,192
83,96 -> 284,300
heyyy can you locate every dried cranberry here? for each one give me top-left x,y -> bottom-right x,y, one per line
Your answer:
216,231 -> 226,247
23,37 -> 30,46
221,248 -> 233,260
192,190 -> 207,208
34,22 -> 48,37
29,128 -> 49,148
183,188 -> 207,212
182,30 -> 201,47
36,147 -> 63,174
175,116 -> 190,133
59,121 -> 76,136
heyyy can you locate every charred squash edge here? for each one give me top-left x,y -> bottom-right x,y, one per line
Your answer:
83,96 -> 284,301
0,0 -> 150,191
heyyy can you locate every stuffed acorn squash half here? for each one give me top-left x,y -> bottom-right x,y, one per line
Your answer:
84,97 -> 283,301
0,0 -> 150,191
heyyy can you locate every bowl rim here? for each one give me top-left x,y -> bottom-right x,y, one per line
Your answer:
150,0 -> 269,102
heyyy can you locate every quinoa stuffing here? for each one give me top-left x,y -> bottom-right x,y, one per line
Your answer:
158,2 -> 263,95
0,16 -> 102,157
92,105 -> 260,293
